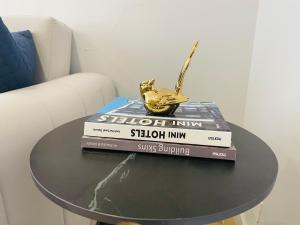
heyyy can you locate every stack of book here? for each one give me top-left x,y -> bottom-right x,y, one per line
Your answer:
81,97 -> 236,160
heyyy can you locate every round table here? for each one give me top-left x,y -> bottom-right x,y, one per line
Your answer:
30,117 -> 278,225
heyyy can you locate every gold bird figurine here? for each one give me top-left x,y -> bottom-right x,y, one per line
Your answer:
140,41 -> 199,115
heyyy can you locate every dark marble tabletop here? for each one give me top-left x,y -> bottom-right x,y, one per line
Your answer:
30,117 -> 278,225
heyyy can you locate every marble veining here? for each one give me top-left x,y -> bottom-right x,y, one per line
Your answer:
120,169 -> 130,183
88,153 -> 136,211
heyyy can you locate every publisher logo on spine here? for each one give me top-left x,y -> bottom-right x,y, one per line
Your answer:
208,137 -> 222,141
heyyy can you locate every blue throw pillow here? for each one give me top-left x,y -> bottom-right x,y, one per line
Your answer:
0,17 -> 37,93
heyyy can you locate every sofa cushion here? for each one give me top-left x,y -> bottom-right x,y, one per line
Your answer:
0,17 -> 37,93
3,16 -> 72,83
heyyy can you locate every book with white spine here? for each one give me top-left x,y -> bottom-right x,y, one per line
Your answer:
83,97 -> 232,147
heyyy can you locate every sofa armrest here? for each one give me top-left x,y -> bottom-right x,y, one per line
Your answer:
0,73 -> 116,225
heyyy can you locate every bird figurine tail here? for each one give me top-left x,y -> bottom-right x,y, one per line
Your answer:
175,41 -> 199,94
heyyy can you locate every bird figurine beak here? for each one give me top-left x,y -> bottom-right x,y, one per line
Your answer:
149,79 -> 155,85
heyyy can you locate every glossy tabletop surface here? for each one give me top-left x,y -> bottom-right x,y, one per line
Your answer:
30,117 -> 278,225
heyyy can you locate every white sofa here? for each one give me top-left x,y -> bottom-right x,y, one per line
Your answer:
0,16 -> 116,225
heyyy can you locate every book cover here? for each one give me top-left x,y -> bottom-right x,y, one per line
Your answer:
81,136 -> 236,161
84,98 -> 232,147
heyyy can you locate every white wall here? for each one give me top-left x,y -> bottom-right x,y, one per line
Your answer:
244,0 -> 300,224
0,0 -> 258,125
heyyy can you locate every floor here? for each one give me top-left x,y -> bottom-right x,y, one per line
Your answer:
209,217 -> 236,225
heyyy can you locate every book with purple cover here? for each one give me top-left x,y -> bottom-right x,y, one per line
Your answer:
81,135 -> 236,161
